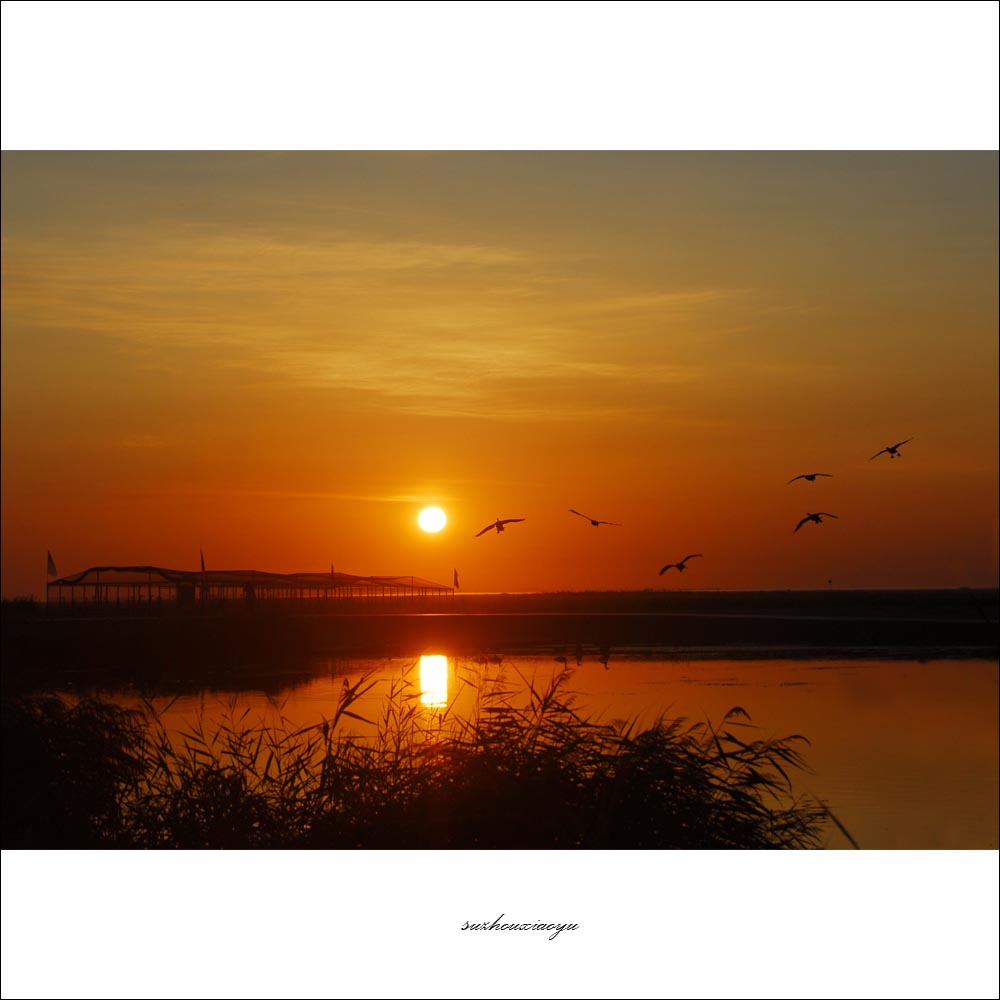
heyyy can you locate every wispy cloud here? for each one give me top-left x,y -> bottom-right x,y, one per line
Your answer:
2,225 -> 531,344
3,221 -> 750,420
565,289 -> 745,315
225,489 -> 461,504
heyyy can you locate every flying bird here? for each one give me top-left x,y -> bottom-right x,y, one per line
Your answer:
794,512 -> 839,533
870,438 -> 913,461
787,473 -> 833,484
569,508 -> 622,527
474,517 -> 526,537
659,554 -> 702,575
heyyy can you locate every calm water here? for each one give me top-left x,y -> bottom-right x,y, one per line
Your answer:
92,654 -> 999,850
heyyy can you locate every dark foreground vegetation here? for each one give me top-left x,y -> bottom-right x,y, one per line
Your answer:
2,666 -> 846,849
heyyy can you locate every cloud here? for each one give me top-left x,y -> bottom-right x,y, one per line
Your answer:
2,225 -> 530,343
3,221 -> 745,419
227,489 -> 461,504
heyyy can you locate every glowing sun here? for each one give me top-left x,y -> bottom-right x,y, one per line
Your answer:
418,506 -> 447,533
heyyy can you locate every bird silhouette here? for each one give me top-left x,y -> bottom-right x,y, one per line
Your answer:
787,473 -> 833,484
870,438 -> 913,461
474,516 -> 526,537
569,508 -> 622,527
659,554 -> 702,575
794,512 -> 838,533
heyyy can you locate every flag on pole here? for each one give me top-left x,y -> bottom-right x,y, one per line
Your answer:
47,551 -> 58,577
453,568 -> 460,589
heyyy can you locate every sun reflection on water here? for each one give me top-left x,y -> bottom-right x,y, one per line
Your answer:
419,654 -> 448,707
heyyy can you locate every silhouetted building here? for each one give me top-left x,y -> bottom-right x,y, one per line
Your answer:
46,565 -> 453,613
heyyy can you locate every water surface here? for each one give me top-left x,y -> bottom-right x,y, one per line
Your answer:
85,653 -> 998,850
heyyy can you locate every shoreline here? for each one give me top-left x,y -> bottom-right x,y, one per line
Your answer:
4,590 -> 996,693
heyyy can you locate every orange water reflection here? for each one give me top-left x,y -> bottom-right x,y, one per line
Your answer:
419,654 -> 448,707
97,656 -> 998,849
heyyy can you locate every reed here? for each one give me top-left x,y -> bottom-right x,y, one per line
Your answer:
2,661 -> 841,849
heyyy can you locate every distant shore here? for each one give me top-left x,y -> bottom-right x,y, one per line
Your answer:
3,590 -> 996,689
9,586 -> 1000,619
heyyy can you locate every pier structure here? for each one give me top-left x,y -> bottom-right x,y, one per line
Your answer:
46,565 -> 453,613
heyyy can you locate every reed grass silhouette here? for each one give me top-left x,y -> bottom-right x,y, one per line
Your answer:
3,661 -> 843,849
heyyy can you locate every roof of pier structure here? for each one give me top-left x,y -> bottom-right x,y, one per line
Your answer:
46,565 -> 453,593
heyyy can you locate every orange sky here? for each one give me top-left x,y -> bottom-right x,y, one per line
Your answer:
2,151 -> 997,597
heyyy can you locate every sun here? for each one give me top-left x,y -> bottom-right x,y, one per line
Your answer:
418,506 -> 447,533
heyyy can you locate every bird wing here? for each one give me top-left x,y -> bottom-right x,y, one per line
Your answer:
793,516 -> 810,533
474,524 -> 494,537
869,448 -> 888,460
816,512 -> 839,518
659,564 -> 676,574
498,518 -> 526,527
816,473 -> 832,477
682,554 -> 703,562
891,437 -> 913,449
787,475 -> 805,483
570,508 -> 622,526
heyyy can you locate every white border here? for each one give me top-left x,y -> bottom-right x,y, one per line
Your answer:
2,1 -> 998,150
2,851 -> 999,999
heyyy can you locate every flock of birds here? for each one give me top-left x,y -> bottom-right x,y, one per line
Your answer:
472,437 -> 915,580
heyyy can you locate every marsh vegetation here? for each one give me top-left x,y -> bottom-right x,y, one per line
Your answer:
3,660 -> 840,849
